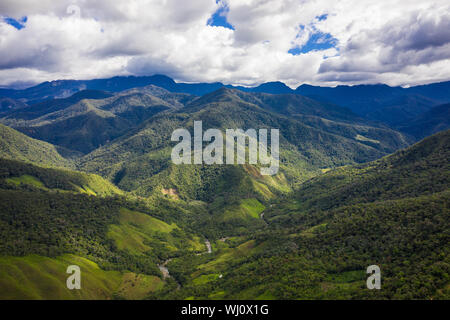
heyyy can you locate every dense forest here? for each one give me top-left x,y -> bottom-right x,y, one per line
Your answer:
148,130 -> 450,300
0,83 -> 448,300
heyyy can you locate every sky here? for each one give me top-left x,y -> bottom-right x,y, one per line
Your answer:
0,0 -> 450,89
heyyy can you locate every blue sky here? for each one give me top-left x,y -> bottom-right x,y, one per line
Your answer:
207,1 -> 234,30
289,29 -> 338,55
3,16 -> 27,30
288,15 -> 337,55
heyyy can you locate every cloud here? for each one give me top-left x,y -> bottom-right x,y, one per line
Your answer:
0,0 -> 449,88
318,2 -> 450,83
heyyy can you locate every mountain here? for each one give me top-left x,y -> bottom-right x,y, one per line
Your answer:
2,75 -> 450,138
1,90 -> 113,121
0,75 -> 222,103
398,103 -> 450,140
407,81 -> 450,101
2,74 -> 448,108
154,130 -> 449,300
364,94 -> 440,126
231,89 -> 361,122
0,78 -> 447,300
120,85 -> 197,107
295,83 -> 404,106
1,82 -> 410,160
295,82 -> 450,130
230,81 -> 294,94
0,86 -> 192,154
0,97 -> 27,116
65,86 -> 407,238
0,84 -> 412,240
0,123 -> 76,168
0,157 -> 206,299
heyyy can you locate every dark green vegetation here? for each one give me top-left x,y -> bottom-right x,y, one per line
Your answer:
0,80 -> 448,300
0,87 -> 191,153
78,87 -> 408,197
296,81 -> 450,130
0,158 -> 205,299
0,97 -> 27,116
153,130 -> 449,300
3,75 -> 449,135
398,103 -> 450,140
0,124 -> 77,168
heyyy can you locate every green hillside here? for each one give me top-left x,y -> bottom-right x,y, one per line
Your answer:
0,157 -> 212,299
0,87 -> 192,154
0,254 -> 165,300
0,85 -> 446,301
151,130 -> 449,300
79,88 -> 409,197
0,157 -> 123,196
398,103 -> 450,140
0,254 -> 123,300
0,124 -> 75,168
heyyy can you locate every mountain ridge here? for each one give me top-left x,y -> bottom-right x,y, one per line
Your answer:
2,74 -> 450,104
2,75 -> 449,138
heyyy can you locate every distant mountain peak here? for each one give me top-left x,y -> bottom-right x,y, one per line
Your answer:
188,86 -> 239,107
252,81 -> 293,94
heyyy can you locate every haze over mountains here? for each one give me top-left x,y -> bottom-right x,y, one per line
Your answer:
0,74 -> 449,300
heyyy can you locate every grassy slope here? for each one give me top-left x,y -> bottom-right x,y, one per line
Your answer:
107,208 -> 180,255
0,254 -> 163,300
0,254 -> 122,300
0,158 -> 208,300
0,157 -> 123,197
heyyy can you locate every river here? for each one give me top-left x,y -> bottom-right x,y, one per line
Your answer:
159,239 -> 212,280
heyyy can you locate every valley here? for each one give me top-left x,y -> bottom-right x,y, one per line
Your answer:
0,77 -> 448,300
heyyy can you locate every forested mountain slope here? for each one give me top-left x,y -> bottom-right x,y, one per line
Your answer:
0,124 -> 76,168
0,87 -> 193,154
152,130 -> 449,300
78,87 -> 409,199
0,158 -> 208,299
398,103 -> 450,140
0,83 -> 447,300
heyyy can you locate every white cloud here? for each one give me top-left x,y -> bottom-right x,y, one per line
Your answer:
0,0 -> 449,88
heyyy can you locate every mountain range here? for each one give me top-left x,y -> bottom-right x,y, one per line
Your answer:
1,75 -> 449,139
0,75 -> 448,300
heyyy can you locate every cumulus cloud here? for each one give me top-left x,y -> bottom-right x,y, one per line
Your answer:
0,0 -> 449,88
